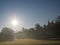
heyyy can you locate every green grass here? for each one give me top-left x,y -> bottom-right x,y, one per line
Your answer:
0,39 -> 60,45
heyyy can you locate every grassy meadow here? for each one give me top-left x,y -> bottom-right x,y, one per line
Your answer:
0,39 -> 60,45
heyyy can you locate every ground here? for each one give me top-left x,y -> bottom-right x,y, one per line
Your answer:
0,39 -> 60,45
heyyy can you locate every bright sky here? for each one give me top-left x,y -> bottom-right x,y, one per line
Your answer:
0,0 -> 60,31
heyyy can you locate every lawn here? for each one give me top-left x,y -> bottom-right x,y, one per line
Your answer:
0,39 -> 60,45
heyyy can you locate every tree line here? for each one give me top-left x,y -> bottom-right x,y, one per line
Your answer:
0,16 -> 60,41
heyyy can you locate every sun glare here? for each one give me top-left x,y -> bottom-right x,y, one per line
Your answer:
11,19 -> 18,26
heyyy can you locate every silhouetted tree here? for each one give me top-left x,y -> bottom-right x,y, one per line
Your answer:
55,16 -> 60,23
54,16 -> 60,38
46,21 -> 56,38
16,16 -> 60,40
28,28 -> 35,32
0,27 -> 15,41
43,24 -> 47,30
34,24 -> 43,39
35,24 -> 42,31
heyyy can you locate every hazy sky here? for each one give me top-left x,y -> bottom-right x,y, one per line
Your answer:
0,0 -> 60,30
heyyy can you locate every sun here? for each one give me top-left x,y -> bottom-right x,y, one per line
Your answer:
11,19 -> 18,26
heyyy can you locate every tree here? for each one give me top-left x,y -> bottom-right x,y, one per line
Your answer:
35,24 -> 42,31
55,16 -> 60,23
22,28 -> 28,32
28,28 -> 35,32
43,24 -> 47,30
34,24 -> 43,39
54,16 -> 60,38
0,27 -> 15,41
